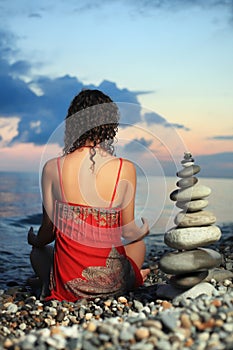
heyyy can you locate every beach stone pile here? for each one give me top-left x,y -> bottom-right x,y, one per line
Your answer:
159,152 -> 223,299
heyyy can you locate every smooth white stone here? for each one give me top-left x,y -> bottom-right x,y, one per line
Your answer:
156,282 -> 216,301
182,161 -> 194,168
164,225 -> 221,250
174,210 -> 216,227
159,248 -> 222,274
170,185 -> 211,202
204,268 -> 233,282
173,282 -> 216,303
176,199 -> 208,212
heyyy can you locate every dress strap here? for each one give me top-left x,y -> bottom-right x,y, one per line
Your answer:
57,157 -> 65,201
110,158 -> 123,208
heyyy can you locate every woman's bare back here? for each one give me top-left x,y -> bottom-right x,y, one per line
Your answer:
56,147 -> 127,208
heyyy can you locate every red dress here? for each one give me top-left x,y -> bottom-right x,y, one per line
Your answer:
46,157 -> 143,302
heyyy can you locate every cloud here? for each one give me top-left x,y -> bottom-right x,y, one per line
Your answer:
0,64 -> 143,145
123,137 -> 153,153
10,61 -> 32,75
0,0 -> 232,27
0,117 -> 20,147
210,135 -> 233,141
144,112 -> 167,125
164,122 -> 190,131
1,0 -> 232,24
71,0 -> 233,23
28,13 -> 42,19
144,111 -> 190,131
132,0 -> 233,10
70,0 -> 233,13
93,80 -> 143,125
0,28 -> 189,147
0,30 -> 18,59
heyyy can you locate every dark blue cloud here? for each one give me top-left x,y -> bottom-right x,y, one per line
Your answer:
0,0 -> 232,26
10,60 -> 32,75
28,13 -> 42,19
0,62 -> 143,145
210,135 -> 233,141
0,28 -> 189,146
71,0 -> 233,15
0,74 -> 38,115
89,80 -> 143,125
144,112 -> 189,131
70,0 -> 233,23
144,112 -> 167,125
164,122 -> 190,131
133,0 -> 233,10
123,137 -> 153,153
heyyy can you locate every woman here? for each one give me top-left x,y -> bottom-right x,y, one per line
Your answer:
28,89 -> 150,301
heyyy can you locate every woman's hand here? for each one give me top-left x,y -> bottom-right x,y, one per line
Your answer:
122,217 -> 150,245
139,217 -> 150,240
27,227 -> 38,246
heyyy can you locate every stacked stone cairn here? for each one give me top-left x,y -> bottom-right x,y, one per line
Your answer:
159,152 -> 222,295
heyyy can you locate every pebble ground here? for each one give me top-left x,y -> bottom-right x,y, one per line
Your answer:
1,226 -> 232,350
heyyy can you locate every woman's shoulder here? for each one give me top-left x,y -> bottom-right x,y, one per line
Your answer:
42,157 -> 61,175
108,157 -> 136,178
120,158 -> 136,177
107,156 -> 135,168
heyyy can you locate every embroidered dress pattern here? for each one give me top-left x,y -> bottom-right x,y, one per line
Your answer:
65,247 -> 135,298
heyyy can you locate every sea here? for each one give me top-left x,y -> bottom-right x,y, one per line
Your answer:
0,171 -> 232,290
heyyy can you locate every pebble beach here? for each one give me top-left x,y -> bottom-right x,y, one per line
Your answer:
0,224 -> 233,350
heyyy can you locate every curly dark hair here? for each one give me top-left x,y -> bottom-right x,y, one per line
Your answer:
63,89 -> 120,170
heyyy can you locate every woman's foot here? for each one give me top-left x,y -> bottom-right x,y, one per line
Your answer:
140,268 -> 150,282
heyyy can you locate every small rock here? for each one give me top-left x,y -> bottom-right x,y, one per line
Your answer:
85,312 -> 93,320
160,312 -> 178,331
19,322 -> 27,330
6,303 -> 18,313
87,322 -> 97,332
118,296 -> 128,304
161,300 -> 173,309
180,313 -> 192,329
56,310 -> 66,322
135,327 -> 150,340
133,300 -> 144,311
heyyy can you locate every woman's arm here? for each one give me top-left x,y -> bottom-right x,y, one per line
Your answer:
120,160 -> 149,243
28,161 -> 55,248
28,207 -> 55,248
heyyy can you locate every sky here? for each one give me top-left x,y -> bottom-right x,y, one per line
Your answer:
0,0 -> 232,178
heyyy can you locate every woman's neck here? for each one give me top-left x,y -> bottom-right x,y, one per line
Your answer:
83,142 -> 100,148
